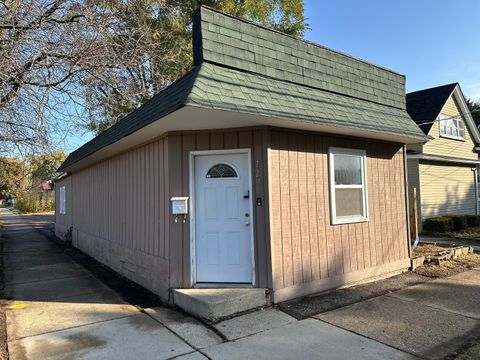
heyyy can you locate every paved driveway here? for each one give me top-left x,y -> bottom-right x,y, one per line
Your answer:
2,207 -> 477,359
317,278 -> 480,360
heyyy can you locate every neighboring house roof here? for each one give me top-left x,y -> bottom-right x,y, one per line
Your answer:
407,152 -> 480,165
41,181 -> 54,191
406,82 -> 480,145
406,83 -> 457,134
59,6 -> 426,173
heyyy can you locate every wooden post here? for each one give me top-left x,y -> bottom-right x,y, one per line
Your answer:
410,187 -> 418,239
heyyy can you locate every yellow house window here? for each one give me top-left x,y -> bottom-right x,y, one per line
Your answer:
439,114 -> 465,140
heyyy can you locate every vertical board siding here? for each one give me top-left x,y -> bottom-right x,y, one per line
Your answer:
268,129 -> 409,297
70,137 -> 170,298
306,135 -> 320,281
169,128 -> 270,289
63,125 -> 408,303
167,135 -> 183,289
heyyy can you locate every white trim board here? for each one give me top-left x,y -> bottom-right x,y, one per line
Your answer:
328,147 -> 369,225
407,153 -> 480,165
435,84 -> 480,146
62,106 -> 426,174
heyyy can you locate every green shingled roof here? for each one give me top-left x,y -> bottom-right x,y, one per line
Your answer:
58,66 -> 200,171
194,7 -> 406,109
59,6 -> 425,172
186,63 -> 423,139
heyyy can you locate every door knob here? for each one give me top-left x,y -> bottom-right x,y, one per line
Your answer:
245,221 -> 250,227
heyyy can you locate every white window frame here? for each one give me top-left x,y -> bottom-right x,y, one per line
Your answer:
59,186 -> 66,215
329,147 -> 368,225
439,114 -> 465,140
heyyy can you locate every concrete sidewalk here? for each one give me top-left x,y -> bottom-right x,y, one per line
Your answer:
3,206 -> 480,359
1,207 -> 417,359
317,270 -> 480,359
1,208 -> 221,360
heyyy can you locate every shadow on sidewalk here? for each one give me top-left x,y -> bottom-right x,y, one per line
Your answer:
1,208 -> 164,309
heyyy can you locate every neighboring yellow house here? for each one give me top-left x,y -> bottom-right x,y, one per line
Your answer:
406,83 -> 480,231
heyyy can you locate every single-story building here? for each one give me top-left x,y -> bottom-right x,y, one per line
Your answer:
406,83 -> 480,231
56,6 -> 426,304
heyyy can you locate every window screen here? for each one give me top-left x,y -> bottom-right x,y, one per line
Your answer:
329,148 -> 368,224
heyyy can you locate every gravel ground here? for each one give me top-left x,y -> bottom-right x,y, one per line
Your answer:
277,272 -> 430,319
414,253 -> 480,278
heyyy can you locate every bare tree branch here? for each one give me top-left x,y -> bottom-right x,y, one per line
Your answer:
0,0 -> 307,153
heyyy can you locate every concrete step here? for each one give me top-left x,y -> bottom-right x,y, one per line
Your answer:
172,288 -> 269,323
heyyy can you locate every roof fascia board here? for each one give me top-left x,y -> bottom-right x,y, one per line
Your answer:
407,153 -> 480,165
63,105 -> 424,173
52,172 -> 70,182
452,84 -> 480,145
431,84 -> 480,145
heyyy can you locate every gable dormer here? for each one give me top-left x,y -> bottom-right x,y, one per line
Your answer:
406,83 -> 480,160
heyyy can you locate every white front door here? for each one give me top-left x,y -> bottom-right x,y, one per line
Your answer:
194,152 -> 253,284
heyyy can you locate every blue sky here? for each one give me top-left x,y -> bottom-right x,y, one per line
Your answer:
304,0 -> 480,98
66,1 -> 480,152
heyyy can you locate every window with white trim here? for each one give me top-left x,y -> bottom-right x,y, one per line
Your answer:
329,148 -> 368,224
59,186 -> 66,215
439,114 -> 465,140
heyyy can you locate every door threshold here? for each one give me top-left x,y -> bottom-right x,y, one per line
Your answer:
194,282 -> 253,288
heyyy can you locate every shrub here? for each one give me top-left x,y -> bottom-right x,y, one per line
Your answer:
451,215 -> 468,231
423,216 -> 454,233
466,215 -> 480,227
15,196 -> 54,213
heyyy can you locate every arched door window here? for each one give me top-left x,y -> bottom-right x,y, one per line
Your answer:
206,163 -> 238,178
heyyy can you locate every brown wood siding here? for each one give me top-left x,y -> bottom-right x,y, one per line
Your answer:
70,137 -> 171,298
67,127 -> 271,299
268,129 -> 410,302
167,128 -> 271,289
61,125 -> 409,303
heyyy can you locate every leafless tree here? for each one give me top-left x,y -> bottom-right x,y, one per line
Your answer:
0,0 -> 306,154
0,0 -> 184,153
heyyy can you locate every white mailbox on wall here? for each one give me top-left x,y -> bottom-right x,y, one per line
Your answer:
171,197 -> 189,215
